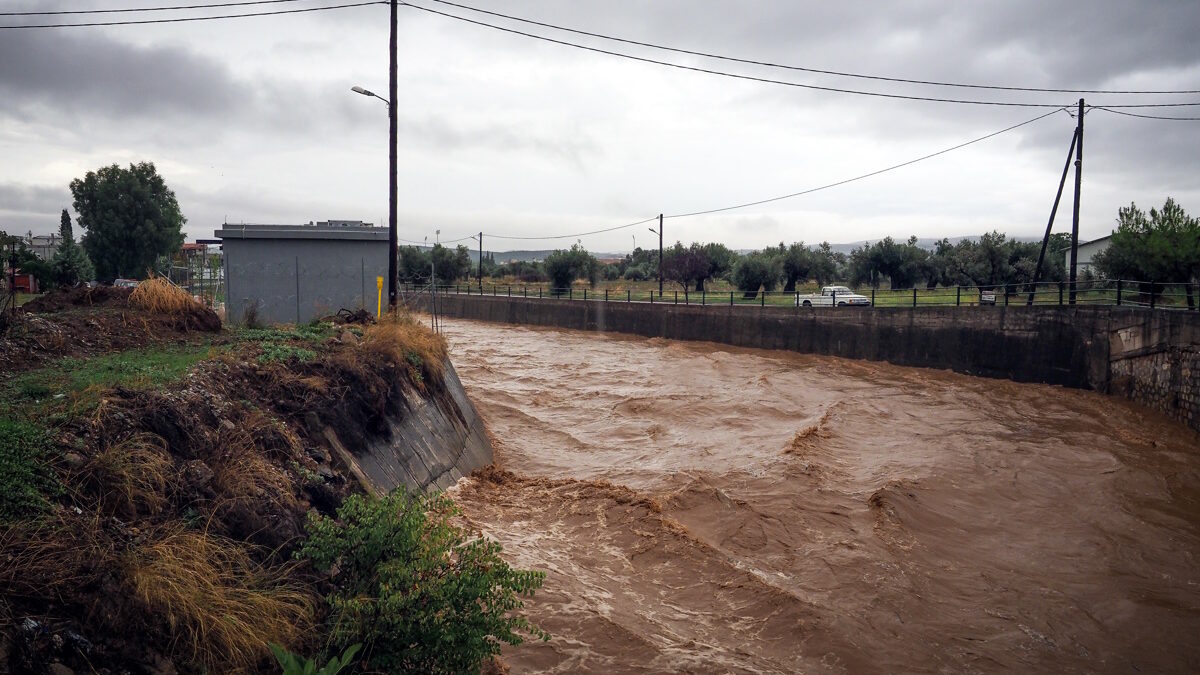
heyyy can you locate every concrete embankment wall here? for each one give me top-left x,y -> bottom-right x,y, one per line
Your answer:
326,360 -> 493,494
419,294 -> 1200,434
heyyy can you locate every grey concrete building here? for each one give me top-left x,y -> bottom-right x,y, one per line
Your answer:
215,222 -> 388,325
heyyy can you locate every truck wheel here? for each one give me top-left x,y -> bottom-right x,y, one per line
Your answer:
837,301 -> 846,307
802,300 -> 812,307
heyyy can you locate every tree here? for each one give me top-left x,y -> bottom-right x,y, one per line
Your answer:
543,244 -> 597,292
699,242 -> 736,291
398,246 -> 430,284
1092,198 -> 1199,306
430,244 -> 472,284
810,242 -> 840,286
70,162 -> 185,282
779,242 -> 813,293
50,209 -> 94,287
732,251 -> 780,299
662,242 -> 710,291
0,233 -> 52,289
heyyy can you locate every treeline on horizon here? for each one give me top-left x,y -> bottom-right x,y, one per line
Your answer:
403,196 -> 1199,295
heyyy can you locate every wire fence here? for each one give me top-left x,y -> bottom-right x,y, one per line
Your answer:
406,279 -> 1200,310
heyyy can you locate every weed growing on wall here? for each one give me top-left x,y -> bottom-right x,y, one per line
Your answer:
298,492 -> 548,674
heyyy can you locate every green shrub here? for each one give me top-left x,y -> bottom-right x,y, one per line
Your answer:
0,420 -> 61,521
298,492 -> 547,674
270,642 -> 360,675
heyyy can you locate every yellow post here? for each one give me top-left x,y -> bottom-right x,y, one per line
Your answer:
376,276 -> 384,317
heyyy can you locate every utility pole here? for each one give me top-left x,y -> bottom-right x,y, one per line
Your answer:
1028,127 -> 1078,305
387,0 -> 399,309
1069,97 -> 1084,305
477,231 -> 483,291
657,213 -> 663,296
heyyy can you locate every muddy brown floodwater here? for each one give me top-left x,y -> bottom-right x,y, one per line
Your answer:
441,318 -> 1200,674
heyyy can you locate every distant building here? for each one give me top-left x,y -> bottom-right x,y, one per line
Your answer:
215,222 -> 388,325
27,233 -> 60,261
1066,234 -> 1112,276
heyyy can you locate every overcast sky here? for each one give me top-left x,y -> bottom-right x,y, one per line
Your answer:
2,0 -> 1198,253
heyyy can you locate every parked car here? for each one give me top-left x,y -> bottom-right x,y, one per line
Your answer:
796,285 -> 872,307
113,278 -> 139,288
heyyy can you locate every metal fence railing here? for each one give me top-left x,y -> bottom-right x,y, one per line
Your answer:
402,279 -> 1200,311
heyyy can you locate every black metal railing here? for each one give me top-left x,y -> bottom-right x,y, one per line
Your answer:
401,279 -> 1199,311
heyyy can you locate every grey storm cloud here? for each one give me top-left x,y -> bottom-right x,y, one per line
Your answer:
399,116 -> 599,167
0,182 -> 69,216
0,29 -> 245,118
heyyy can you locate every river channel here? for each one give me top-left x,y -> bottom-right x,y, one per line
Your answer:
442,318 -> 1200,674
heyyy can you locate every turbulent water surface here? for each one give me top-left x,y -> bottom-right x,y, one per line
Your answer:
441,318 -> 1200,674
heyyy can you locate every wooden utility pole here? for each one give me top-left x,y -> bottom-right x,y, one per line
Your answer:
477,231 -> 483,290
387,0 -> 399,309
1028,127 -> 1079,305
1068,98 -> 1084,305
657,213 -> 663,295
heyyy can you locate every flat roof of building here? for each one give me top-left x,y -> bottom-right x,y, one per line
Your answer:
214,223 -> 388,242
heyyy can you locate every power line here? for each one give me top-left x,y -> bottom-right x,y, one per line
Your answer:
485,216 -> 661,242
1091,107 -> 1200,121
448,108 -> 1064,243
422,0 -> 1200,97
400,2 -> 1065,109
0,1 -> 381,28
667,109 -> 1066,219
400,2 -> 1200,111
0,0 -> 308,16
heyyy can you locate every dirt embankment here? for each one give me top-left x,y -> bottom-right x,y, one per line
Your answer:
1,288 -> 450,674
2,285 -> 222,375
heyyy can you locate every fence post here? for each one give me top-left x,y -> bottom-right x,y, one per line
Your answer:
570,288 -> 574,301
1058,282 -> 1064,305
674,291 -> 678,305
538,287 -> 542,299
627,289 -> 631,303
872,288 -> 876,306
761,291 -> 765,307
650,290 -> 654,304
730,291 -> 734,306
1004,285 -> 1010,306
605,289 -> 608,302
583,289 -> 587,301
912,287 -> 917,307
1116,279 -> 1122,306
956,286 -> 960,306
702,290 -> 706,306
524,286 -> 527,298
1149,282 -> 1156,309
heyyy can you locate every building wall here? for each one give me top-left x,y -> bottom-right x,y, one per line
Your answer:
417,294 -> 1200,434
223,237 -> 388,325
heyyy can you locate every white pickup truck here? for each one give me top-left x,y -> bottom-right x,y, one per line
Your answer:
796,285 -> 872,307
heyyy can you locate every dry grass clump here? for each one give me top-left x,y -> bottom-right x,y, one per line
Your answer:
362,311 -> 448,381
79,432 -> 176,517
129,276 -> 203,315
0,510 -> 118,603
123,526 -> 314,673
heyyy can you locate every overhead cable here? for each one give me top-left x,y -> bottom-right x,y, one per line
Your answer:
1090,107 -> 1200,121
0,0 -> 309,16
666,109 -> 1066,218
400,2 -> 1200,110
0,1 -> 381,28
422,0 -> 1200,96
445,108 -> 1064,243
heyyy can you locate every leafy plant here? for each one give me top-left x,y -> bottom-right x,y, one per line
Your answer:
298,492 -> 548,675
269,642 -> 361,675
0,420 -> 62,521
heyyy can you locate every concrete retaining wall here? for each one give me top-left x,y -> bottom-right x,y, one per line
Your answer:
326,360 -> 493,494
419,294 -> 1200,434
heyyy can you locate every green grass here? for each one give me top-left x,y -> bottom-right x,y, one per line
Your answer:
234,321 -> 334,363
1,343 -> 224,421
0,419 -> 61,521
15,293 -> 40,307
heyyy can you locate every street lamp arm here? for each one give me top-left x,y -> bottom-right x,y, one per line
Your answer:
350,85 -> 390,107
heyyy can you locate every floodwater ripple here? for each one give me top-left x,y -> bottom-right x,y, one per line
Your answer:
442,318 -> 1200,674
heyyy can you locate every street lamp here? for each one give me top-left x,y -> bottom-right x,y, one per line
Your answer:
648,213 -> 663,295
350,83 -> 397,310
